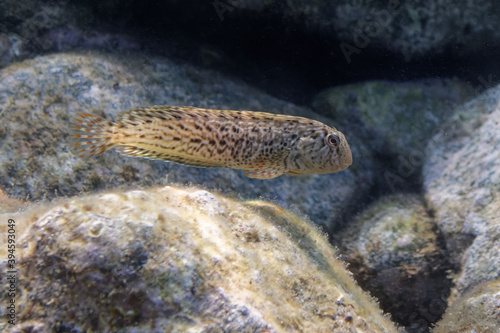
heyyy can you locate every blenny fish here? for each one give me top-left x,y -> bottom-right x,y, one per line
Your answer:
71,106 -> 352,179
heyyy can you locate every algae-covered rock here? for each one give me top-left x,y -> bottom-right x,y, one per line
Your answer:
0,186 -> 398,332
423,84 -> 500,302
0,52 -> 373,233
433,280 -> 500,333
313,79 -> 473,158
333,194 -> 450,329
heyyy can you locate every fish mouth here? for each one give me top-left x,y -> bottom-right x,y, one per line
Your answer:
341,148 -> 353,169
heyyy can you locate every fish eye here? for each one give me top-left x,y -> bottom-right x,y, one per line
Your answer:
326,134 -> 340,147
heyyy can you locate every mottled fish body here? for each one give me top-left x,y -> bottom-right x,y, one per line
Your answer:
71,106 -> 352,179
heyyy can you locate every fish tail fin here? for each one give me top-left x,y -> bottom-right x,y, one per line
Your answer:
70,113 -> 115,158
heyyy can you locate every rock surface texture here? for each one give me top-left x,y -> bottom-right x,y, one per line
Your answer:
424,85 -> 500,302
313,79 -> 473,158
0,186 -> 398,333
433,279 -> 500,333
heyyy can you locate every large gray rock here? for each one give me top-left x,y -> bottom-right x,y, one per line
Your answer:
313,79 -> 473,158
313,79 -> 473,193
0,186 -> 398,332
0,52 -> 372,233
423,84 -> 500,303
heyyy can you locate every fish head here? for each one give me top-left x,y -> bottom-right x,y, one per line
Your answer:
291,127 -> 352,175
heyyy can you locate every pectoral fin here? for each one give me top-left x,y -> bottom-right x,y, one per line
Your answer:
243,149 -> 290,179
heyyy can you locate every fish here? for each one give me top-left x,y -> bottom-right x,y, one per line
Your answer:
70,106 -> 352,179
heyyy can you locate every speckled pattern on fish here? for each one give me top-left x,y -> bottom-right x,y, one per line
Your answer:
71,106 -> 352,179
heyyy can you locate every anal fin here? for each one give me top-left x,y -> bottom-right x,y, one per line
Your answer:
244,169 -> 286,179
116,146 -> 223,168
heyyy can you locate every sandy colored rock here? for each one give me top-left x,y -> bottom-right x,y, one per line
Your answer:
0,186 -> 398,332
333,194 -> 450,329
433,279 -> 500,333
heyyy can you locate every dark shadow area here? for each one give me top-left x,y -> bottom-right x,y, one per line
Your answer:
84,0 -> 500,105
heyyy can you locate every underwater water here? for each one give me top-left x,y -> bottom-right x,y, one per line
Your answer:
0,1 -> 499,332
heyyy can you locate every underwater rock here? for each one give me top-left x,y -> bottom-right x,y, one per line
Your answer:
0,186 -> 398,332
66,0 -> 500,60
423,84 -> 500,302
326,0 -> 500,59
3,0 -> 499,71
313,79 -> 473,193
0,0 -> 138,67
313,79 -> 473,159
332,193 -> 450,329
433,279 -> 500,333
0,34 -> 12,66
0,188 -> 26,214
0,52 -> 372,233
224,0 -> 500,59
